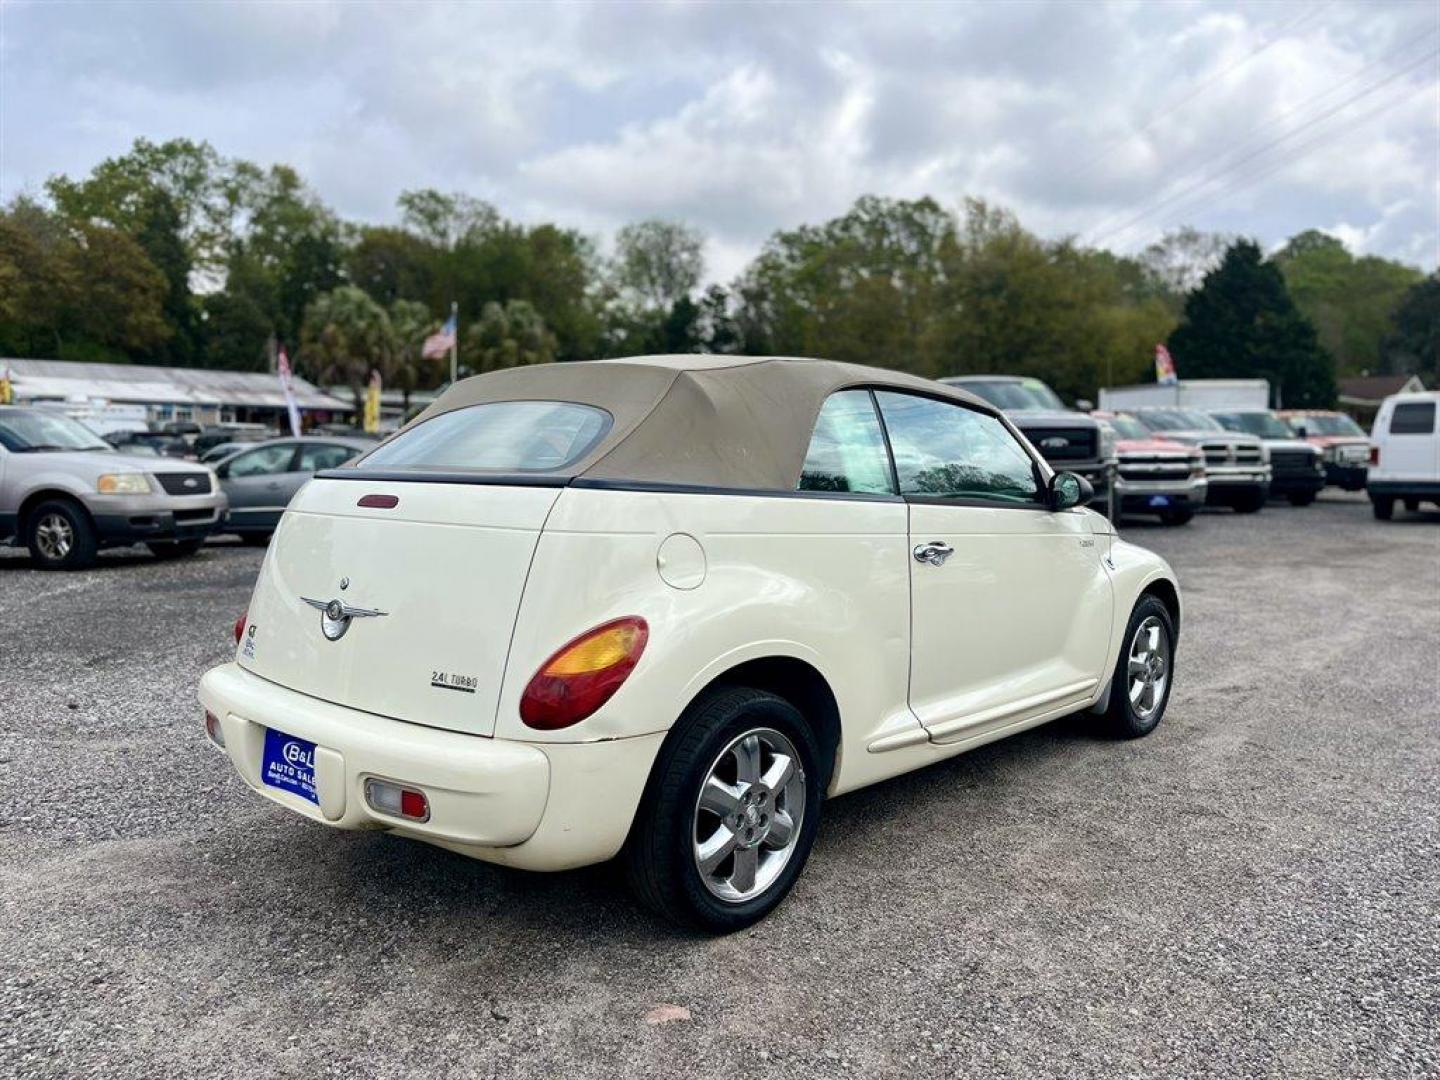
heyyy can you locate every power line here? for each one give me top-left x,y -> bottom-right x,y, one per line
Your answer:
1086,46 -> 1440,249
1112,74 -> 1440,253
1081,30 -> 1439,244
1063,2 -> 1333,187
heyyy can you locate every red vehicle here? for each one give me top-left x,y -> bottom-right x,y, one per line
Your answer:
1276,410 -> 1369,491
1094,411 -> 1207,525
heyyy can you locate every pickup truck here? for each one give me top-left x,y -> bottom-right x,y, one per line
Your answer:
1124,407 -> 1271,513
1092,411 -> 1206,525
1209,409 -> 1326,506
940,376 -> 1116,515
1277,409 -> 1370,491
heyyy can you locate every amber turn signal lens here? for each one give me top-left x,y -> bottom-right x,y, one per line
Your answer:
520,617 -> 649,730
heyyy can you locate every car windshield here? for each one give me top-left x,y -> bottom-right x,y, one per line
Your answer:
1105,415 -> 1152,440
0,411 -> 112,452
958,379 -> 1065,411
357,400 -> 612,472
1212,412 -> 1292,439
1136,409 -> 1222,432
1290,413 -> 1365,437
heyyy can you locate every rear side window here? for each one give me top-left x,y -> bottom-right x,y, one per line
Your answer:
359,401 -> 611,472
298,443 -> 360,472
798,390 -> 896,495
1389,402 -> 1436,435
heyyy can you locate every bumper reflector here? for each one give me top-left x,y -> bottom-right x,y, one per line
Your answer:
204,710 -> 226,748
365,778 -> 430,822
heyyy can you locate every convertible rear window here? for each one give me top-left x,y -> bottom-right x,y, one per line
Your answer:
358,401 -> 612,472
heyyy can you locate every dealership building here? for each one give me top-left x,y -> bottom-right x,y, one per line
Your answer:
1,357 -> 353,430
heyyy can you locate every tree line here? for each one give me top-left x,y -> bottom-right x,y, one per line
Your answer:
1,137 -> 1434,408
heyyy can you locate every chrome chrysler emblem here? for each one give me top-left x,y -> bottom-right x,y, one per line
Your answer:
301,594 -> 388,641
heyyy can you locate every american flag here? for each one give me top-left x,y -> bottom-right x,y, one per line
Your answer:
422,313 -> 457,360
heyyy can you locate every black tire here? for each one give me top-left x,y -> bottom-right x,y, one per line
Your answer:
239,532 -> 272,547
1403,498 -> 1419,512
1232,491 -> 1266,514
1372,497 -> 1394,520
147,538 -> 204,559
624,687 -> 825,932
1101,595 -> 1176,739
1287,491 -> 1317,507
24,498 -> 98,570
1158,508 -> 1194,526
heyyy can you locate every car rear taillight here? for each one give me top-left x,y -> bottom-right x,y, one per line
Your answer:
520,616 -> 649,730
364,779 -> 430,822
204,710 -> 226,748
233,610 -> 247,644
1369,445 -> 1379,466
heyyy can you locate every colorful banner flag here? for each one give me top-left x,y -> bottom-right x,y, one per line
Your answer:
1154,343 -> 1178,386
277,347 -> 303,437
363,369 -> 382,434
422,313 -> 458,360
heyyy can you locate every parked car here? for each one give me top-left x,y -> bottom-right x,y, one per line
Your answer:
193,423 -> 270,457
200,356 -> 1182,930
0,406 -> 227,569
1209,409 -> 1326,506
1277,409 -> 1370,491
158,420 -> 203,441
1093,411 -> 1206,525
941,375 -> 1117,516
1125,408 -> 1271,512
199,441 -> 251,464
1366,391 -> 1439,520
103,429 -> 193,459
213,436 -> 372,543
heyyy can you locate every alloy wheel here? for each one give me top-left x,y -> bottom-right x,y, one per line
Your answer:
34,513 -> 75,562
1126,615 -> 1170,720
692,727 -> 806,903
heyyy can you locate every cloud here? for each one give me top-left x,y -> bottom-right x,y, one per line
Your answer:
2,0 -> 1435,281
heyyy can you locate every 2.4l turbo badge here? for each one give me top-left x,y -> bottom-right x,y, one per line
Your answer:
430,670 -> 478,695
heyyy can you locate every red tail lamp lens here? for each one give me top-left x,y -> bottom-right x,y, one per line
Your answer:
234,610 -> 247,644
1369,445 -> 1379,466
520,617 -> 649,730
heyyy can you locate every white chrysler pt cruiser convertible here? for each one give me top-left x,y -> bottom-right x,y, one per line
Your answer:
200,356 -> 1181,930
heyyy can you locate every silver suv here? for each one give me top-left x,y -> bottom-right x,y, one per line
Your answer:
0,406 -> 228,569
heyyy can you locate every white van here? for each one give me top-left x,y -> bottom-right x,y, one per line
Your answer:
1367,391 -> 1440,519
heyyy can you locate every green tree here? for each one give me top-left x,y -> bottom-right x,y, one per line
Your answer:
298,286 -> 396,404
612,220 -> 704,314
736,195 -> 953,372
133,190 -> 200,365
1167,240 -> 1337,407
1381,273 -> 1440,383
388,299 -> 443,408
1274,230 -> 1422,377
461,300 -> 558,374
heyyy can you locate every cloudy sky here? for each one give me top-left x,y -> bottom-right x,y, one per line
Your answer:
2,0 -> 1436,280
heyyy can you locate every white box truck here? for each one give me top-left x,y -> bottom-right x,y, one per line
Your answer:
1099,379 -> 1271,412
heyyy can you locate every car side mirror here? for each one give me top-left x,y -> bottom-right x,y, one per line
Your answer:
1048,471 -> 1093,511
214,463 -> 229,479
1294,424 -> 1308,438
1074,398 -> 1094,412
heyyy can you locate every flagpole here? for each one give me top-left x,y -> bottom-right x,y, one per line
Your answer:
449,300 -> 459,386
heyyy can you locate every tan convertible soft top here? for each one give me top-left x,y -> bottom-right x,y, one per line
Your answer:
405,355 -> 998,491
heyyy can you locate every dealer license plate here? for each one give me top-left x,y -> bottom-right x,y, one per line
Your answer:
261,727 -> 319,805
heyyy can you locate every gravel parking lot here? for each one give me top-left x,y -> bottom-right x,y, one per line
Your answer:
1,493 -> 1437,1079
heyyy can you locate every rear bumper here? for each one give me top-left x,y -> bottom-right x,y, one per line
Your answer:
198,662 -> 663,871
1367,480 -> 1440,501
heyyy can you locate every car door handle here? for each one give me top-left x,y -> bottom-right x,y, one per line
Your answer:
913,541 -> 954,566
